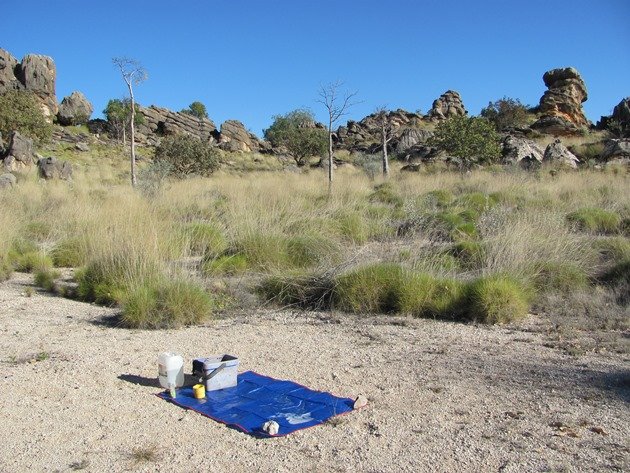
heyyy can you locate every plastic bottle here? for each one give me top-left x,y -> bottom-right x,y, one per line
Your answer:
158,353 -> 184,398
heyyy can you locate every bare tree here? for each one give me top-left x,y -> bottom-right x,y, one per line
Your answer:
316,81 -> 357,192
113,57 -> 147,187
375,106 -> 396,178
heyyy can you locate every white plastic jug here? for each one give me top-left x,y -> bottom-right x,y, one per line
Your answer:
158,352 -> 184,397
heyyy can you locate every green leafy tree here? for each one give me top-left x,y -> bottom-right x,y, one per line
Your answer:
264,109 -> 327,166
480,97 -> 531,131
155,134 -> 220,177
428,115 -> 501,167
181,101 -> 208,119
0,90 -> 52,144
103,98 -> 144,144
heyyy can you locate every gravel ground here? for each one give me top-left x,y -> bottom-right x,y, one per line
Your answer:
1,272 -> 628,472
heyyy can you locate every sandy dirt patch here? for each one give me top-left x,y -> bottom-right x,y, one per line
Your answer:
1,273 -> 628,472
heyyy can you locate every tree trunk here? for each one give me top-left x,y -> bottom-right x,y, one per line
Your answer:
327,118 -> 334,194
127,82 -> 137,187
382,124 -> 390,178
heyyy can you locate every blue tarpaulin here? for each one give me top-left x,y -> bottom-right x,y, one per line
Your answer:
157,371 -> 357,437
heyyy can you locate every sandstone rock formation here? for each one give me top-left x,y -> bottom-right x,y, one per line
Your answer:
0,49 -> 58,119
336,109 -> 426,153
2,131 -> 35,171
427,91 -> 467,120
57,91 -> 93,125
502,136 -> 544,166
531,67 -> 589,135
0,173 -> 17,189
37,156 -> 72,180
136,105 -> 217,145
219,120 -> 262,153
543,139 -> 579,168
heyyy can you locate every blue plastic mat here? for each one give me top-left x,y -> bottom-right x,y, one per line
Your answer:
157,371 -> 356,437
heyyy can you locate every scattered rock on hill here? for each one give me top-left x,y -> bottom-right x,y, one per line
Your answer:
427,90 -> 467,121
2,131 -> 35,171
219,120 -> 261,153
543,139 -> 579,168
37,156 -> 72,180
531,67 -> 589,135
57,91 -> 93,126
502,136 -> 544,166
0,173 -> 16,189
597,97 -> 630,136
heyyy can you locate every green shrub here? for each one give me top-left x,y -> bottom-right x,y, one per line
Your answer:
121,279 -> 214,329
51,237 -> 87,268
0,255 -> 12,282
567,208 -> 621,234
75,264 -> 127,306
263,109 -> 327,166
183,222 -> 226,257
532,261 -> 589,294
233,234 -> 290,270
428,115 -> 501,167
594,237 -> 630,262
201,254 -> 249,276
480,97 -> 531,131
456,192 -> 498,214
0,90 -> 52,144
14,251 -> 53,273
466,275 -> 530,324
155,135 -> 220,177
34,268 -> 60,292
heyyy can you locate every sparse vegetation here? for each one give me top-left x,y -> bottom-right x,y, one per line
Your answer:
0,90 -> 53,144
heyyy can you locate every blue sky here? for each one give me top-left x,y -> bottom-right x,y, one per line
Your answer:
3,0 -> 629,136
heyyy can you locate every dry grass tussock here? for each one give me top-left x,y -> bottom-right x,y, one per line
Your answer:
1,162 -> 628,338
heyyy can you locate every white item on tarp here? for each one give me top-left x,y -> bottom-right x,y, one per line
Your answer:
158,352 -> 184,394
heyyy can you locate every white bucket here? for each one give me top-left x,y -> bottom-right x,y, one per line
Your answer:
158,352 -> 184,392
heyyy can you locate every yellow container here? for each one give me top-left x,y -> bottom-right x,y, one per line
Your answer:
193,383 -> 206,399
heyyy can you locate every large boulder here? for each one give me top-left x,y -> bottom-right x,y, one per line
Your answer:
15,54 -> 57,119
0,173 -> 17,189
395,128 -> 433,154
531,67 -> 589,135
502,135 -> 544,166
219,120 -> 261,152
136,105 -> 217,145
427,90 -> 467,121
600,139 -> 630,162
37,156 -> 72,180
2,131 -> 35,170
57,91 -> 93,126
543,139 -> 579,168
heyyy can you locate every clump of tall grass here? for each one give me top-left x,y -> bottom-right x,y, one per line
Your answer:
51,236 -> 88,268
13,251 -> 53,273
566,207 -> 621,234
121,278 -> 214,329
466,275 -> 530,324
181,222 -> 226,257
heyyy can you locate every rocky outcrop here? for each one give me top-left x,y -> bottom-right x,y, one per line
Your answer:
502,136 -> 544,166
597,97 -> 630,137
2,131 -> 35,171
427,91 -> 467,121
136,105 -> 217,145
219,120 -> 263,153
600,139 -> 630,163
336,109 -> 426,153
0,49 -> 58,119
57,91 -> 93,125
0,49 -> 21,92
531,67 -> 588,135
543,139 -> 579,168
0,173 -> 16,189
37,156 -> 72,180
